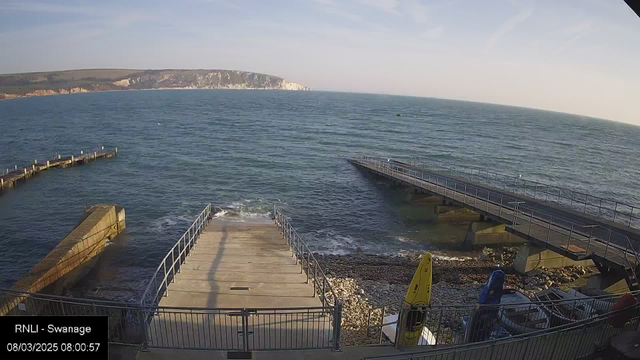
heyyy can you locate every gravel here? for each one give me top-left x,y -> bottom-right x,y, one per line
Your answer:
317,247 -> 597,346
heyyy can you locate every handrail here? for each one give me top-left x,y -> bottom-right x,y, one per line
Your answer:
398,156 -> 639,229
354,156 -> 640,282
140,203 -> 212,307
273,205 -> 340,309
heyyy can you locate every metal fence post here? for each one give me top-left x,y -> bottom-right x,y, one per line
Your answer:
177,241 -> 181,272
171,250 -> 176,280
464,184 -> 467,204
322,278 -> 326,311
332,302 -> 342,351
306,252 -> 310,284
138,306 -> 150,351
395,307 -> 406,350
598,199 -> 602,217
529,211 -> 534,235
242,309 -> 250,352
567,224 -> 574,249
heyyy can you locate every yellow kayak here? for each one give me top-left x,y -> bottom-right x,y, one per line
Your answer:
402,252 -> 432,346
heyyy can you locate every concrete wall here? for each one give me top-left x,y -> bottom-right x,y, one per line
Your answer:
513,244 -> 594,274
464,222 -> 526,247
0,204 -> 125,315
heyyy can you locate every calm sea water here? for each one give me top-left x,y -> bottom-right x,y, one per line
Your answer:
1,90 -> 639,301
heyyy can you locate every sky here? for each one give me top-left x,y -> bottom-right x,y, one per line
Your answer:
1,0 -> 639,125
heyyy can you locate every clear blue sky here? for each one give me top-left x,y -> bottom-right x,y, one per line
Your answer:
1,0 -> 639,125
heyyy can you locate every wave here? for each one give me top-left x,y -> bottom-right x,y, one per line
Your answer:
305,228 -> 360,255
395,236 -> 415,244
212,199 -> 274,223
432,254 -> 473,261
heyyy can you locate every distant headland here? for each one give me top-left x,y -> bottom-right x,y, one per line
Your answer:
0,69 -> 310,99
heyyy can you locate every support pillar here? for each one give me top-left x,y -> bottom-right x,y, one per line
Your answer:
464,222 -> 526,247
436,205 -> 482,224
514,244 -> 594,274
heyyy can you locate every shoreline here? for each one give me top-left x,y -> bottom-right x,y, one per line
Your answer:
316,248 -> 597,346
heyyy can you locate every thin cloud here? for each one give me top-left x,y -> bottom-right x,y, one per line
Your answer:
0,2 -> 102,15
359,0 -> 399,14
485,8 -> 533,53
309,0 -> 337,6
555,21 -> 593,54
404,0 -> 429,24
423,25 -> 444,39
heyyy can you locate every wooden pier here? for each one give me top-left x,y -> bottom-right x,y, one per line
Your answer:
0,147 -> 117,193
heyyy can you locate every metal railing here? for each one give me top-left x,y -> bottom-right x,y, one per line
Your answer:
0,288 -> 337,351
1,288 -> 147,345
354,156 -> 640,279
139,203 -> 342,351
146,305 -> 336,350
2,204 -> 343,352
363,302 -> 640,360
273,205 -> 340,310
273,205 -> 342,350
358,289 -> 638,348
140,203 -> 212,307
399,156 -> 640,229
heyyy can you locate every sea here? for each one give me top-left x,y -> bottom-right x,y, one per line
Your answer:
0,89 -> 639,301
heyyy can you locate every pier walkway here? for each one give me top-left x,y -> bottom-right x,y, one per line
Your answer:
158,219 -> 320,308
140,204 -> 340,352
350,156 -> 640,290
